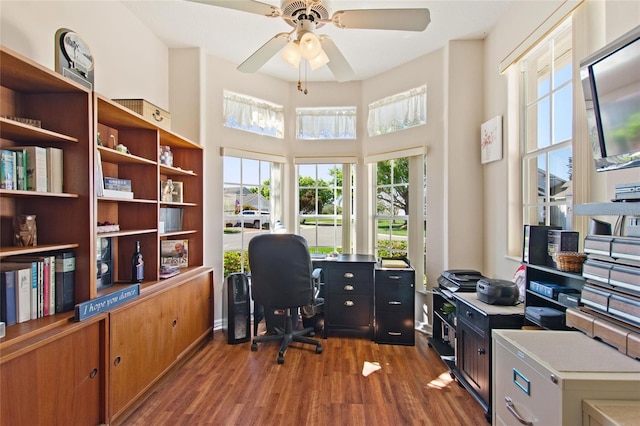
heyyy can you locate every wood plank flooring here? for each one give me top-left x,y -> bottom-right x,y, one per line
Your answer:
122,330 -> 488,425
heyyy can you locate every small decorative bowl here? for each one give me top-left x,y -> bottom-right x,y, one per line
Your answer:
554,252 -> 587,272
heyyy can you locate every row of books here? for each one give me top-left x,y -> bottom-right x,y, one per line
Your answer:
0,252 -> 75,326
0,146 -> 63,192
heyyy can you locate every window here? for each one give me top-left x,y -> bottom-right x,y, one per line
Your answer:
223,156 -> 273,277
521,21 -> 573,229
374,157 -> 409,258
223,90 -> 284,138
296,163 -> 354,254
296,106 -> 357,140
367,85 -> 426,137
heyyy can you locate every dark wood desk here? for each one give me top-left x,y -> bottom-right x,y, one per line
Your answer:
314,254 -> 377,339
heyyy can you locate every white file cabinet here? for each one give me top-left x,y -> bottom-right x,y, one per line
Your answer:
492,330 -> 640,425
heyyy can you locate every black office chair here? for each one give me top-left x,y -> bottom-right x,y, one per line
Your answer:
248,233 -> 323,364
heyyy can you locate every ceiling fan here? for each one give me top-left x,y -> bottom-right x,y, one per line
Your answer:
189,0 -> 431,83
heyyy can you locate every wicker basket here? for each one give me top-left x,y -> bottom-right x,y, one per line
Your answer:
554,252 -> 587,272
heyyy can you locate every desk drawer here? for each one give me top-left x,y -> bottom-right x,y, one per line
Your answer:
457,300 -> 489,335
327,294 -> 370,326
328,266 -> 372,294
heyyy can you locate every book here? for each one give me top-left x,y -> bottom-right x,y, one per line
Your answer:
23,146 -> 47,192
95,149 -> 104,197
46,147 -> 63,193
13,148 -> 26,190
14,265 -> 32,323
104,177 -> 131,192
48,254 -> 56,315
55,252 -> 75,313
0,268 -> 17,326
0,149 -> 16,190
102,188 -> 134,199
161,239 -> 189,268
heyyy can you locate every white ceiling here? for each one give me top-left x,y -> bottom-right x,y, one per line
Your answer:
123,0 -> 515,82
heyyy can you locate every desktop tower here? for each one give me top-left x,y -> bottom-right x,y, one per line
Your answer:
222,273 -> 251,344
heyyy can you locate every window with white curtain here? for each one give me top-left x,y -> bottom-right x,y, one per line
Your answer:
367,85 -> 426,137
223,90 -> 285,139
296,107 -> 357,140
521,20 -> 573,229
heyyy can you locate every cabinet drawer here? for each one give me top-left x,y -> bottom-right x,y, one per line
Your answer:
375,269 -> 414,284
375,311 -> 414,345
327,294 -> 370,326
328,279 -> 372,295
457,301 -> 489,335
376,283 -> 414,310
329,266 -> 372,286
494,339 -> 560,425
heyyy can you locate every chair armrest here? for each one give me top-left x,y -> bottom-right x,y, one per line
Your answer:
312,268 -> 322,280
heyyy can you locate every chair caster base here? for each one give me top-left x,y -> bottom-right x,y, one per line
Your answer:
315,346 -> 323,354
251,343 -> 258,351
277,354 -> 285,364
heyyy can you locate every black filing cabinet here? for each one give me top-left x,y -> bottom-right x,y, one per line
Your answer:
453,292 -> 524,420
322,255 -> 376,339
375,265 -> 415,345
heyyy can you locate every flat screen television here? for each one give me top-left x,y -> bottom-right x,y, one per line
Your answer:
580,25 -> 640,172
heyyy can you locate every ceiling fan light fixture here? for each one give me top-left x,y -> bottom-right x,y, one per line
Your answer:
280,40 -> 302,68
299,31 -> 322,60
308,49 -> 329,70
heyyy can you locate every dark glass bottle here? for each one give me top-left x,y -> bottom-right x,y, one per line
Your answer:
131,240 -> 144,283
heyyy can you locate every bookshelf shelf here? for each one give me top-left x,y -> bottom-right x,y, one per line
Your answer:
0,117 -> 79,144
0,189 -> 79,198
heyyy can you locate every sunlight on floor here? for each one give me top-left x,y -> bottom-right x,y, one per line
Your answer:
426,371 -> 455,389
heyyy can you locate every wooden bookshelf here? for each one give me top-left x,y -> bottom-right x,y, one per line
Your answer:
0,46 -> 212,425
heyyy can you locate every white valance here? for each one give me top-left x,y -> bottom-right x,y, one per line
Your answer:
296,106 -> 357,140
223,90 -> 284,139
367,85 -> 427,137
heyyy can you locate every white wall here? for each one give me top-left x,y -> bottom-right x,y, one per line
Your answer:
1,1 -> 170,109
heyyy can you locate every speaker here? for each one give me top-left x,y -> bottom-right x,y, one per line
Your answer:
222,273 -> 251,344
523,225 -> 560,265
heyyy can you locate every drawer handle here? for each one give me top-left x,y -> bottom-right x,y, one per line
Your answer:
388,301 -> 402,305
477,348 -> 486,355
513,368 -> 531,395
389,275 -> 401,280
466,311 -> 473,317
505,397 -> 533,426
343,272 -> 354,278
114,356 -> 121,366
344,285 -> 354,291
388,332 -> 402,336
89,368 -> 98,379
344,300 -> 354,307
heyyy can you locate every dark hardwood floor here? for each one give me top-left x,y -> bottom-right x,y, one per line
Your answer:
123,329 -> 487,425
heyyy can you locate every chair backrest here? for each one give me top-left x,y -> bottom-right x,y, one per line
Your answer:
248,233 -> 314,308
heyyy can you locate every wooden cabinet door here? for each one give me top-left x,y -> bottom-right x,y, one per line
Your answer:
109,290 -> 176,420
173,272 -> 213,356
457,321 -> 489,405
0,321 -> 104,425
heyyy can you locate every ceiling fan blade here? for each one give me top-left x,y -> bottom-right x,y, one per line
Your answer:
330,8 -> 430,32
237,33 -> 290,73
320,37 -> 356,82
187,0 -> 281,18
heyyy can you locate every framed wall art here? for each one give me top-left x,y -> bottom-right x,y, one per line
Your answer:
480,115 -> 502,164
